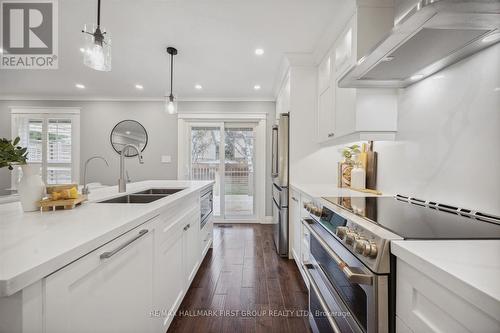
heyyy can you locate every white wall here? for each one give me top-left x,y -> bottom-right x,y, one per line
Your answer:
0,100 -> 276,215
293,44 -> 500,215
0,100 -> 178,192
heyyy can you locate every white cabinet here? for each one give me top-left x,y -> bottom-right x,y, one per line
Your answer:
335,7 -> 394,78
289,189 -> 301,261
334,85 -> 398,140
316,52 -> 336,142
316,4 -> 398,144
154,212 -> 189,331
318,53 -> 332,93
298,192 -> 312,269
153,204 -> 202,332
396,258 -> 500,333
276,72 -> 291,119
44,222 -> 155,333
183,209 -> 201,285
200,218 -> 213,258
289,187 -> 312,289
317,86 -> 335,141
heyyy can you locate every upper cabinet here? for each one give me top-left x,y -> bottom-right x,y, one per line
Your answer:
317,3 -> 398,144
317,52 -> 335,141
276,72 -> 291,119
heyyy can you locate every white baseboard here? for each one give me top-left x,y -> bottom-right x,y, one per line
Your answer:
212,216 -> 274,224
261,216 -> 274,224
213,218 -> 261,224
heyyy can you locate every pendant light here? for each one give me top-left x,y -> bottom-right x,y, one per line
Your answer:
165,47 -> 178,114
81,0 -> 111,71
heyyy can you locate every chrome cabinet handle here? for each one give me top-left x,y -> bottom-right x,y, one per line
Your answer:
183,224 -> 190,231
328,132 -> 335,138
100,229 -> 148,260
291,196 -> 298,202
303,222 -> 373,285
302,264 -> 341,333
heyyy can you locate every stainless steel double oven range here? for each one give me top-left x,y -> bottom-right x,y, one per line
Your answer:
301,195 -> 500,333
302,197 -> 401,333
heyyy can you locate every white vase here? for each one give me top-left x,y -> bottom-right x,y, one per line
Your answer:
17,165 -> 45,212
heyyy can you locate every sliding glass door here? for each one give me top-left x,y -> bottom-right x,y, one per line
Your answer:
189,123 -> 256,219
224,125 -> 255,218
190,125 -> 222,216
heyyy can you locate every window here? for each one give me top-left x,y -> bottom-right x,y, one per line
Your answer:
11,108 -> 80,186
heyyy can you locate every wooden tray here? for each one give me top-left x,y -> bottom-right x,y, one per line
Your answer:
38,194 -> 88,211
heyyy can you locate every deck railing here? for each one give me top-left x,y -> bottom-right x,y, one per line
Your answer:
191,163 -> 253,195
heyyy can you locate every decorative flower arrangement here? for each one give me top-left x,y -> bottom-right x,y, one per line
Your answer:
342,144 -> 360,164
0,137 -> 28,170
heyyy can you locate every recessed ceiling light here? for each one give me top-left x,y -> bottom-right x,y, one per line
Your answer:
75,83 -> 85,89
410,74 -> 424,81
194,84 -> 203,90
494,87 -> 500,92
255,48 -> 264,56
79,48 -> 85,53
254,85 -> 261,90
125,131 -> 131,135
482,33 -> 500,43
135,84 -> 144,90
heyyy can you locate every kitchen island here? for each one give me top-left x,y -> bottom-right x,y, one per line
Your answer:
0,180 -> 214,333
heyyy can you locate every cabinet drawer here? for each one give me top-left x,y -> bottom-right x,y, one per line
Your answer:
397,259 -> 500,332
200,219 -> 213,257
158,206 -> 199,245
158,193 -> 198,230
44,220 -> 155,333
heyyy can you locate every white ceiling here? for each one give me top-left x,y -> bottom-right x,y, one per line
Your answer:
0,0 -> 352,101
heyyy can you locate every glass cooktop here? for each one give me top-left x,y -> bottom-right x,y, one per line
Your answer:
322,196 -> 500,239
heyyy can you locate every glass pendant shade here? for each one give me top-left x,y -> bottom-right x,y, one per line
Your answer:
165,95 -> 177,114
82,23 -> 111,71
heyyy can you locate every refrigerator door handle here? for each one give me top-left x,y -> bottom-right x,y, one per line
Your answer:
271,126 -> 279,178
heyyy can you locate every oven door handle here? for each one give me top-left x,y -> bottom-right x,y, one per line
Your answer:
302,264 -> 341,333
304,221 -> 373,286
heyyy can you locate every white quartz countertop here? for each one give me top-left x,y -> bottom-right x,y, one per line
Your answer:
290,182 -> 387,197
392,240 -> 500,319
0,180 -> 213,297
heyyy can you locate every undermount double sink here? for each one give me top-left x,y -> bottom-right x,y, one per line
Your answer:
98,188 -> 185,204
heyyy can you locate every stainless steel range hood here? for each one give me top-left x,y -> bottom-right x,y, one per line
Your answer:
339,0 -> 500,88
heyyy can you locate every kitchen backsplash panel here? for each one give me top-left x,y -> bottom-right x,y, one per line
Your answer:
297,43 -> 500,215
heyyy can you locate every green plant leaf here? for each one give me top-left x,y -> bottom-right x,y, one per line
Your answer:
0,137 -> 28,169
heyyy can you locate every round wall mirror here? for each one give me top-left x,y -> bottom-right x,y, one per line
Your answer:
110,120 -> 148,157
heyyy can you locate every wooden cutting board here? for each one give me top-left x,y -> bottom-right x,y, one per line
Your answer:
366,142 -> 378,190
38,194 -> 88,211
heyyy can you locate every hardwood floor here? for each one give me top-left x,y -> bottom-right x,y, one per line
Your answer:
167,224 -> 312,333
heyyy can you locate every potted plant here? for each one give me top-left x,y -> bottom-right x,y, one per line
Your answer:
0,137 -> 45,211
338,144 -> 361,188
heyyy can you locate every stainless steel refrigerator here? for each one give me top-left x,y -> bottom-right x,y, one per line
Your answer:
271,113 -> 289,257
